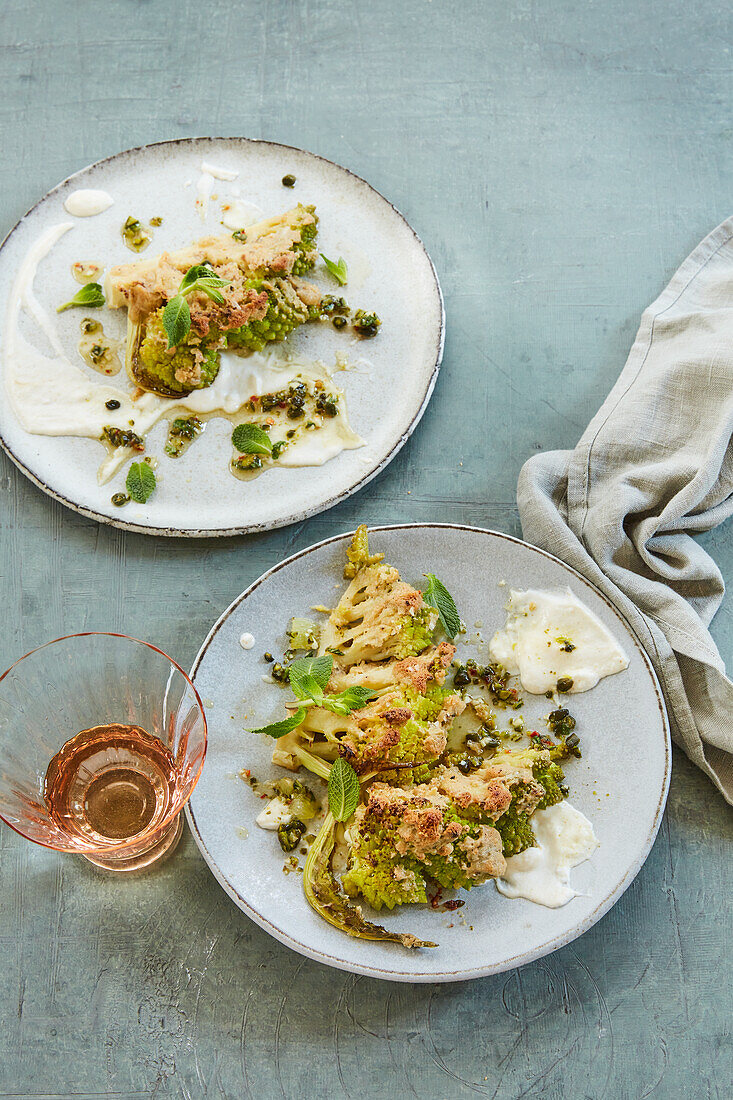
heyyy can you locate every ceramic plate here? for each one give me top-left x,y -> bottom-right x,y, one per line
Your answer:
0,139 -> 443,536
186,524 -> 670,983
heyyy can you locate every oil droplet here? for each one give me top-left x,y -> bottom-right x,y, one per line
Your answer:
78,318 -> 122,376
71,261 -> 102,284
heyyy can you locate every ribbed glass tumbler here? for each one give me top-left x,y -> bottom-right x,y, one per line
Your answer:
0,633 -> 207,871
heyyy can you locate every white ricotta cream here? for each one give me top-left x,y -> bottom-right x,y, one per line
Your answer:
200,160 -> 239,181
63,189 -> 114,217
489,587 -> 629,694
239,632 -> 255,650
496,801 -> 598,907
221,198 -> 265,230
256,797 -> 292,830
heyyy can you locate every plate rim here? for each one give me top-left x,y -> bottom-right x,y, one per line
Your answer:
0,136 -> 445,537
185,522 -> 672,983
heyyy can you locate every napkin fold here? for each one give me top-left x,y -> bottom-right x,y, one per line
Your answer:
518,217 -> 733,803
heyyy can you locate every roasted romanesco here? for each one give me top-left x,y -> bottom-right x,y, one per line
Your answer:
245,526 -> 581,948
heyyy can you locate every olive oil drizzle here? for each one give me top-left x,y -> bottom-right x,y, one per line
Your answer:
78,318 -> 122,376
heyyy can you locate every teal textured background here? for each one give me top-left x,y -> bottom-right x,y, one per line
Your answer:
0,2 -> 731,1097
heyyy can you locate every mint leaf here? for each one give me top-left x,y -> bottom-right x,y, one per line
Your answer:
180,264 -> 230,304
289,655 -> 333,701
328,758 -> 360,821
57,282 -> 105,313
423,573 -> 461,639
163,266 -> 231,347
126,462 -> 156,504
193,280 -> 227,305
324,686 -> 377,716
180,263 -> 218,288
320,254 -> 348,286
249,706 -> 307,739
232,423 -> 273,455
162,294 -> 191,347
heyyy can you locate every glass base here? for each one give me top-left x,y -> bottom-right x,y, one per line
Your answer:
82,812 -> 183,872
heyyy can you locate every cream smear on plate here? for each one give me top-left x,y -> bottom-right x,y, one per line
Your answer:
4,225 -> 364,485
196,161 -> 239,219
496,800 -> 598,907
489,587 -> 629,693
221,198 -> 265,230
63,189 -> 114,217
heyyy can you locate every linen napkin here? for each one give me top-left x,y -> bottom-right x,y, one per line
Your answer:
518,217 -> 733,803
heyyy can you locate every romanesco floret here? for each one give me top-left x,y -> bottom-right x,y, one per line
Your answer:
290,205 -> 319,275
533,759 -> 566,809
417,806 -> 494,890
492,803 -> 536,857
394,608 -> 437,658
226,277 -> 314,352
343,524 -> 385,578
347,685 -> 453,784
491,750 -> 568,855
136,310 -> 221,395
341,822 -> 427,910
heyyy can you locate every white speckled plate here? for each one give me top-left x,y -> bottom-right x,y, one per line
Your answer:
0,139 -> 443,536
186,525 -> 670,983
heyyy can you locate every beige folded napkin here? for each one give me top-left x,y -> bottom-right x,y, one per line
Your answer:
518,218 -> 733,803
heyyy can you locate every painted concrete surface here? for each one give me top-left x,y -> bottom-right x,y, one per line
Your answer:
0,2 -> 730,1097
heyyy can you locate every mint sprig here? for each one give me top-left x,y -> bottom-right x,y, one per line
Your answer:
423,573 -> 461,639
248,653 -> 376,740
232,423 -> 273,455
57,282 -> 105,313
249,707 -> 307,739
328,758 -> 360,821
162,264 -> 231,348
288,655 -> 376,716
126,462 -> 156,504
320,254 -> 348,286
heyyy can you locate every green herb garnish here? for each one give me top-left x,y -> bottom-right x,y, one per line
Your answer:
328,758 -> 360,822
231,423 -> 273,455
423,573 -> 461,639
126,462 -> 156,504
320,254 -> 348,286
161,264 -> 231,348
288,655 -> 376,716
249,708 -> 308,739
248,653 -> 376,739
57,282 -> 105,313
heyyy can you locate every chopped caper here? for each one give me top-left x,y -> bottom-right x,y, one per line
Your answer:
277,818 -> 306,852
281,174 -> 296,187
111,492 -> 129,507
453,666 -> 471,687
332,315 -> 347,330
556,676 -> 574,693
105,399 -> 121,411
